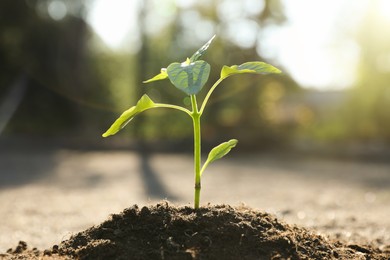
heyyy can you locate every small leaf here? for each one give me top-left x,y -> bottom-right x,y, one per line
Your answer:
201,139 -> 238,176
190,35 -> 216,62
102,95 -> 156,137
167,60 -> 211,95
220,61 -> 281,79
206,139 -> 238,164
143,68 -> 168,83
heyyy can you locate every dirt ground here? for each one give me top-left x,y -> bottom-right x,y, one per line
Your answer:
0,139 -> 389,256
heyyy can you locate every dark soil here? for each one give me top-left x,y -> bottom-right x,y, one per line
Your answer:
3,203 -> 389,260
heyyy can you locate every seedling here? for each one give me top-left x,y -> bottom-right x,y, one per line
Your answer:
102,36 -> 281,209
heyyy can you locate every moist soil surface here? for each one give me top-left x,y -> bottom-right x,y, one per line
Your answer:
3,203 -> 390,260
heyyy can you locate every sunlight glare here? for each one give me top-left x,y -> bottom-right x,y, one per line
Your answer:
88,0 -> 138,50
48,0 -> 67,21
378,0 -> 390,22
258,0 -> 368,90
86,0 -> 390,90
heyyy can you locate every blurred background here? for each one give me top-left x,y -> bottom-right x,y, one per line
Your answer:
1,0 -> 389,154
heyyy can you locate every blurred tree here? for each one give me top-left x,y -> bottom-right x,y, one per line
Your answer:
0,0 -> 123,138
1,1 -> 79,134
346,1 -> 390,142
1,0 -> 299,149
306,1 -> 390,145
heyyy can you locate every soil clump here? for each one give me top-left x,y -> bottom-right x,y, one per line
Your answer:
3,203 -> 390,259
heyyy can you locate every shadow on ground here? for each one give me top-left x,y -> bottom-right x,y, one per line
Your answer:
138,151 -> 178,201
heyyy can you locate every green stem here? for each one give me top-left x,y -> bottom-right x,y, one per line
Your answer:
190,95 -> 201,209
199,77 -> 224,114
155,99 -> 201,208
154,103 -> 192,116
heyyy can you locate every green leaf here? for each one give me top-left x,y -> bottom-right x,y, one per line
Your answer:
201,139 -> 238,176
102,95 -> 156,137
142,35 -> 215,90
143,68 -> 168,83
220,61 -> 282,79
167,60 -> 211,95
190,35 -> 216,62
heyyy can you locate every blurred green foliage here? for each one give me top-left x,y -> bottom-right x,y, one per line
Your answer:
1,0 -> 299,149
3,0 -> 388,150
300,3 -> 390,145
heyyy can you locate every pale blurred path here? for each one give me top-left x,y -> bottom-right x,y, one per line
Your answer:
0,145 -> 389,251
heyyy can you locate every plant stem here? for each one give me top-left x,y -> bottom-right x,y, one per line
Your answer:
199,77 -> 224,114
154,103 -> 192,116
190,95 -> 201,209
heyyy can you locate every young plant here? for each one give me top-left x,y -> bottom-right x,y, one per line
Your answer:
102,36 -> 281,209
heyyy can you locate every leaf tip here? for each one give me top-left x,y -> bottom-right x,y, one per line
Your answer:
274,68 -> 282,74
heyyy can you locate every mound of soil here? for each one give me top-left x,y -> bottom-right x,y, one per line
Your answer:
3,203 -> 390,259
